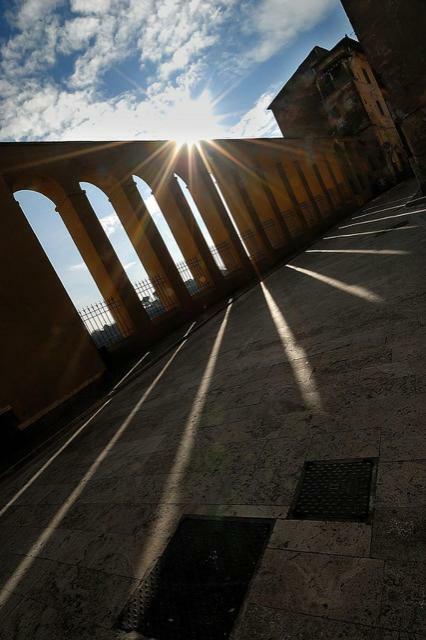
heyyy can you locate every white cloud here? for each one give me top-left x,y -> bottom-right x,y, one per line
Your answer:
230,92 -> 280,138
7,0 -> 63,30
0,80 -> 230,141
0,0 -> 335,142
70,0 -> 111,13
124,260 -> 137,270
59,16 -> 100,55
69,262 -> 87,271
99,214 -> 120,236
243,0 -> 337,63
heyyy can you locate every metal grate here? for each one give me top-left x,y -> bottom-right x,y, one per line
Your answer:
289,459 -> 375,522
117,515 -> 273,640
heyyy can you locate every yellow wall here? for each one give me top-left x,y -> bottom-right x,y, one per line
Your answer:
0,176 -> 104,427
0,137 -> 373,429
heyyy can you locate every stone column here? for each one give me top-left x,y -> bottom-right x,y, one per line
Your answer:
272,161 -> 308,239
208,169 -> 262,264
311,161 -> 336,215
277,159 -> 317,232
107,178 -> 193,312
184,150 -> 255,278
330,151 -> 359,204
232,170 -> 276,261
152,176 -> 226,293
337,143 -> 365,202
320,152 -> 350,209
255,162 -> 293,248
0,176 -> 104,425
55,185 -> 153,340
238,166 -> 287,251
343,141 -> 373,199
293,159 -> 323,224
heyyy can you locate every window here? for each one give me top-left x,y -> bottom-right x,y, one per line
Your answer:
376,100 -> 385,116
362,68 -> 372,84
320,73 -> 335,97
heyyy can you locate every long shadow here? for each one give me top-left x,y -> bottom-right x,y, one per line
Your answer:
1,180 -> 421,635
258,210 -> 421,441
0,274 -> 311,636
0,308 -> 232,634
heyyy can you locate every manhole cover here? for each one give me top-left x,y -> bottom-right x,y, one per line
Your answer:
288,459 -> 376,522
117,515 -> 273,639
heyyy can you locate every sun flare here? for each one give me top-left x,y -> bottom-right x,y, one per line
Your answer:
169,89 -> 224,147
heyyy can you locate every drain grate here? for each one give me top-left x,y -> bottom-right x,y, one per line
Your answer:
289,459 -> 376,522
117,515 -> 273,639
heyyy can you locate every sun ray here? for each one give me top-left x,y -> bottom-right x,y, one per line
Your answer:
340,208 -> 426,229
260,282 -> 322,411
323,225 -> 419,239
134,303 -> 233,579
287,264 -> 383,302
306,249 -> 409,255
0,339 -> 187,607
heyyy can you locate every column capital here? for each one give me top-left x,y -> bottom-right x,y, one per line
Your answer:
151,174 -> 178,197
114,178 -> 139,194
55,188 -> 87,212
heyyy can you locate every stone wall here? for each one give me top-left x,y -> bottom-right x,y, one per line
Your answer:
340,0 -> 426,191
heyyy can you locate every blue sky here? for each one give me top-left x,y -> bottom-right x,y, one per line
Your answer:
1,0 -> 354,307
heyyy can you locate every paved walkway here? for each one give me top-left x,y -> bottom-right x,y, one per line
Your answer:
0,179 -> 425,639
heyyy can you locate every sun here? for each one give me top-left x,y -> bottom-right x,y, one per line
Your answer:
173,133 -> 202,149
168,90 -> 224,147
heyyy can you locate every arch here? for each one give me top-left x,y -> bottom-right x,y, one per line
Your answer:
13,188 -> 129,349
174,173 -> 226,272
9,167 -> 154,344
9,173 -> 68,208
133,175 -> 212,297
208,172 -> 252,260
80,181 -> 149,282
0,176 -> 105,425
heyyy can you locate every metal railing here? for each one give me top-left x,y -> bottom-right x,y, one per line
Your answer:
78,298 -> 133,349
78,246 -> 240,350
241,228 -> 268,263
210,241 -> 241,274
177,258 -> 212,295
134,274 -> 178,317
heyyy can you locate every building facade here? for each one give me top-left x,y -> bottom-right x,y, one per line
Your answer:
340,0 -> 426,195
269,37 -> 408,189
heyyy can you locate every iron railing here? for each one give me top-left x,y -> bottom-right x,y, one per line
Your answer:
134,274 -> 178,317
210,241 -> 241,274
176,258 -> 212,295
241,228 -> 268,264
78,298 -> 133,349
78,246 -> 239,349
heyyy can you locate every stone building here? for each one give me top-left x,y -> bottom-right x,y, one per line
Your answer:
340,0 -> 426,195
268,37 -> 408,189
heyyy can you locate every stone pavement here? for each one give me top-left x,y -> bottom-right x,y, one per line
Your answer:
0,179 -> 425,639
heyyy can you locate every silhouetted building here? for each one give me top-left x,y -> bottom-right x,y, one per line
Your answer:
340,0 -> 426,195
269,37 -> 408,187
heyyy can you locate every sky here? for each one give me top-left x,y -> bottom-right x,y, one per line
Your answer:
1,0 -> 354,307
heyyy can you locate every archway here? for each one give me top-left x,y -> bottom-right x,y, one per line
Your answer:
133,176 -> 211,297
80,181 -> 173,319
15,189 -> 133,349
174,174 -> 226,272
